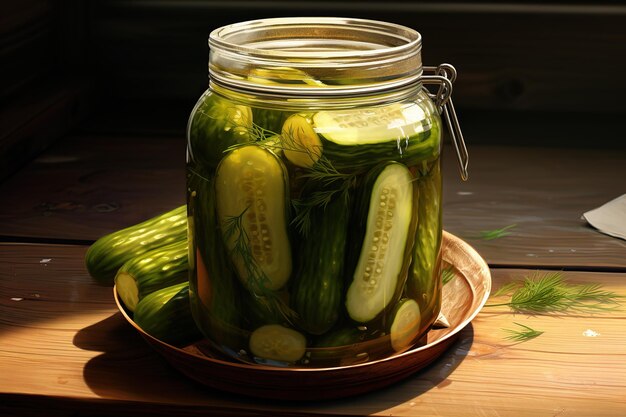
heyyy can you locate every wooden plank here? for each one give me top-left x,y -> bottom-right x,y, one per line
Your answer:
442,145 -> 626,270
1,243 -> 624,416
1,134 -> 623,269
0,135 -> 186,242
90,1 -> 626,113
0,80 -> 94,183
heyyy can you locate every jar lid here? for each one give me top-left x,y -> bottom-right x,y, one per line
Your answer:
208,17 -> 423,99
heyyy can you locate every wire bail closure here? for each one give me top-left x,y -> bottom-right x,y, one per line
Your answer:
420,64 -> 469,181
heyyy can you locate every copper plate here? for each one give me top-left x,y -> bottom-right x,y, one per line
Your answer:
114,230 -> 491,400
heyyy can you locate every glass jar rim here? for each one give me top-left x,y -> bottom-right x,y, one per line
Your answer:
207,17 -> 424,106
209,17 -> 422,62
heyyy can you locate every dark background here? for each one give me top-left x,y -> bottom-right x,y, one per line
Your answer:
2,0 -> 626,182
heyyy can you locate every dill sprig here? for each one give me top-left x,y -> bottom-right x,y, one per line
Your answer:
478,224 -> 517,240
282,125 -> 358,237
503,322 -> 544,342
222,208 -> 298,324
291,167 -> 356,237
442,267 -> 455,285
487,272 -> 622,314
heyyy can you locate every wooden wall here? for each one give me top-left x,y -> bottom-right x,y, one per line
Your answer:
2,1 -> 626,182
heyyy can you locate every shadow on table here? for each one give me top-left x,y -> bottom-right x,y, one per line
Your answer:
74,313 -> 472,415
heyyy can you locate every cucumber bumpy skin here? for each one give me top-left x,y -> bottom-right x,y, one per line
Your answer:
407,161 -> 443,336
187,91 -> 253,168
85,205 -> 188,286
188,168 -> 245,351
345,163 -> 415,323
291,194 -> 350,335
133,282 -> 203,346
215,145 -> 292,291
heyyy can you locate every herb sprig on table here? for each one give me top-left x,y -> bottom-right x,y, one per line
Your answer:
477,224 -> 517,240
487,272 -> 621,314
486,272 -> 622,342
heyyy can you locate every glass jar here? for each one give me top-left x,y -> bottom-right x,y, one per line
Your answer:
186,17 -> 465,367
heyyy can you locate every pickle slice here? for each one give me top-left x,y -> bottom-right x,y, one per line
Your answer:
249,324 -> 307,362
389,298 -> 421,352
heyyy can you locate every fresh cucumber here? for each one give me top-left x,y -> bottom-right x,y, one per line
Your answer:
187,91 -> 253,168
115,240 -> 188,312
249,324 -> 307,363
290,194 -> 351,335
345,162 -> 417,323
313,103 -> 441,171
387,298 -> 421,352
85,205 -> 187,285
281,114 -> 322,168
407,161 -> 443,335
215,145 -> 292,291
133,282 -> 202,346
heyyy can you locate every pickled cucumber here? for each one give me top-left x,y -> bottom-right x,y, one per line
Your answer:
407,161 -> 443,334
345,162 -> 417,323
187,92 -> 253,168
215,145 -> 292,291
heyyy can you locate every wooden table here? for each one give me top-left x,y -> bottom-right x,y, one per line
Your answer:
1,135 -> 625,416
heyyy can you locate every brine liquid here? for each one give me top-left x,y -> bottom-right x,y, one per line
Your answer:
186,92 -> 442,367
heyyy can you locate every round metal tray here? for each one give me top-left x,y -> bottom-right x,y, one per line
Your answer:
114,230 -> 491,400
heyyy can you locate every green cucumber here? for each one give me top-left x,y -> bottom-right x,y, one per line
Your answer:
313,103 -> 441,171
133,282 -> 202,346
407,161 -> 443,335
85,205 -> 187,285
188,168 -> 245,350
248,66 -> 325,87
215,145 -> 292,291
345,162 -> 417,323
314,327 -> 369,348
187,91 -> 253,168
251,107 -> 288,134
115,240 -> 189,312
387,298 -> 421,352
291,194 -> 351,335
249,324 -> 307,363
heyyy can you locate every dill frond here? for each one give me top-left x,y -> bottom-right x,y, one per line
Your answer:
478,224 -> 517,240
222,208 -> 299,324
486,272 -> 622,314
503,322 -> 544,342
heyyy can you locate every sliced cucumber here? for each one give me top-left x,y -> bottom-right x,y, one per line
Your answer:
313,103 -> 425,145
388,298 -> 421,352
281,114 -> 322,168
215,145 -> 292,290
346,162 -> 415,323
249,324 -> 307,363
115,240 -> 189,312
313,103 -> 441,171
